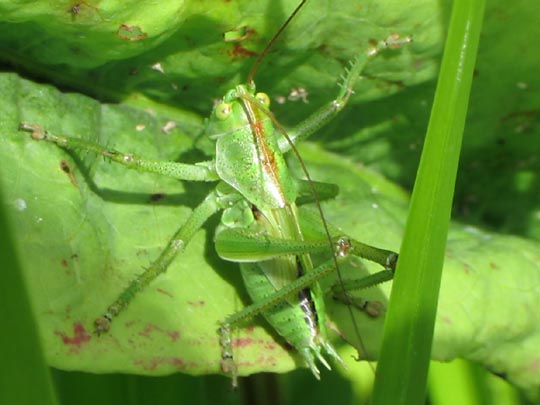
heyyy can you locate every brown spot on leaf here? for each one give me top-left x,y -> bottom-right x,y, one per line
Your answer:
60,160 -> 79,188
229,43 -> 258,59
117,24 -> 148,41
68,0 -> 103,21
156,288 -> 173,298
440,315 -> 453,325
187,300 -> 205,307
263,342 -> 276,350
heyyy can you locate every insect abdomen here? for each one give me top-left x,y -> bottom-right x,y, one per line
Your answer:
240,257 -> 342,377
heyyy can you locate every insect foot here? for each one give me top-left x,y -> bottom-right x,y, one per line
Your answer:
19,122 -> 47,141
332,291 -> 386,318
218,324 -> 238,389
94,303 -> 123,335
335,237 -> 352,257
384,33 -> 413,49
94,314 -> 112,336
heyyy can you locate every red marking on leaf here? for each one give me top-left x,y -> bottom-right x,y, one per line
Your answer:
124,319 -> 138,328
233,337 -> 254,348
56,322 -> 91,352
440,315 -> 453,325
138,323 -> 180,342
139,323 -> 161,339
256,355 -> 277,366
234,354 -> 278,369
187,300 -> 205,307
134,357 -> 186,371
168,330 -> 180,342
263,342 -> 276,350
489,262 -> 499,270
228,43 -> 258,59
171,358 -> 184,367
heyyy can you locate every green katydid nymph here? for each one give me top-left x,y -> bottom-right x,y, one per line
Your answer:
19,0 -> 410,387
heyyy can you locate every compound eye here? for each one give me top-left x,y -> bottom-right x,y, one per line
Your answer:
255,92 -> 270,107
215,102 -> 232,120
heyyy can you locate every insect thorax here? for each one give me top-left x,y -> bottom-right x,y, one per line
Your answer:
208,84 -> 297,209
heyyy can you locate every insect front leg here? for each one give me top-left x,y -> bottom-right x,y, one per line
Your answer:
278,33 -> 413,153
19,123 -> 219,182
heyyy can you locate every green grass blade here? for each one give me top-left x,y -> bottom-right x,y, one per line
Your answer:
371,1 -> 486,404
0,187 -> 59,405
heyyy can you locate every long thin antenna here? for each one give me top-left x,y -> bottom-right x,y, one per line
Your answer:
244,0 -> 371,369
247,0 -> 309,83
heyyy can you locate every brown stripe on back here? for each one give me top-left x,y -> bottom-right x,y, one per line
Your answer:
240,95 -> 284,201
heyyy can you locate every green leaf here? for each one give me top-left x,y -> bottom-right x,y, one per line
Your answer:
0,0 -> 440,111
1,73 -> 540,397
1,0 -> 539,402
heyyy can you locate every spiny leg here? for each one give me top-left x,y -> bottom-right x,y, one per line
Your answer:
295,204 -> 397,313
278,33 -> 413,153
95,190 -> 221,333
217,228 -> 396,386
19,123 -> 219,182
330,254 -> 396,314
263,35 -> 409,363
